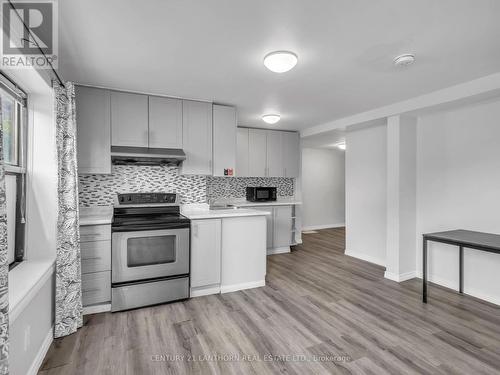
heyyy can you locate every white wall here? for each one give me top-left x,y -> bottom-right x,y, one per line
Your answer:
301,148 -> 345,230
6,69 -> 57,374
416,98 -> 500,305
345,123 -> 387,266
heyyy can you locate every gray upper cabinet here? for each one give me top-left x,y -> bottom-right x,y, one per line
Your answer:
248,128 -> 267,177
266,130 -> 283,177
237,127 -> 300,177
111,91 -> 148,147
282,131 -> 300,178
213,105 -> 236,177
75,86 -> 111,174
148,96 -> 183,149
182,100 -> 213,175
236,127 -> 249,177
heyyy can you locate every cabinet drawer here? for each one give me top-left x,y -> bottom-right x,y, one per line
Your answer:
81,240 -> 111,274
80,224 -> 111,242
82,271 -> 111,306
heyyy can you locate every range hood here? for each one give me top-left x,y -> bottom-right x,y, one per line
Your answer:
111,146 -> 186,166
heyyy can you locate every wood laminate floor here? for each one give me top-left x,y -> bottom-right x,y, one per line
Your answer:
40,228 -> 500,374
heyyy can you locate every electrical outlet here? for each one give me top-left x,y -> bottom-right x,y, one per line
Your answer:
24,325 -> 30,351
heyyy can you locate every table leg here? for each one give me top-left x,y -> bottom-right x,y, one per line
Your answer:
459,246 -> 464,294
423,238 -> 427,303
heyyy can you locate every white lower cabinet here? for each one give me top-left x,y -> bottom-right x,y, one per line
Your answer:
273,206 -> 293,249
79,224 -> 112,310
190,219 -> 221,293
247,205 -> 294,254
190,216 -> 267,297
252,207 -> 274,248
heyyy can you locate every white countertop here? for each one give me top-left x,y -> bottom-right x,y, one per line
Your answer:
212,198 -> 302,207
181,203 -> 271,220
79,206 -> 113,226
78,200 -> 293,224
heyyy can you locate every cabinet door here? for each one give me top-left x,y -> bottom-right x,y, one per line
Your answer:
273,206 -> 293,248
191,219 -> 221,288
213,105 -> 236,177
111,91 -> 149,147
266,130 -> 283,177
236,127 -> 249,177
182,100 -> 213,175
250,206 -> 274,248
82,271 -> 111,306
282,132 -> 300,178
148,96 -> 183,149
75,86 -> 111,174
248,128 -> 267,177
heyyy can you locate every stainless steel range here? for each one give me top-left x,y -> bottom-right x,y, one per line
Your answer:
111,192 -> 190,312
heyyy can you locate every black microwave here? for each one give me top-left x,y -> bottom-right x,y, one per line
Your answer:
246,187 -> 277,202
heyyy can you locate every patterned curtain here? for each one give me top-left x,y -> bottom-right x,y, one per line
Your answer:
54,82 -> 82,338
0,95 -> 9,374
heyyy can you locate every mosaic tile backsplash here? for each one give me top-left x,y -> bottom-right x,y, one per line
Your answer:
79,165 -> 294,207
207,177 -> 294,199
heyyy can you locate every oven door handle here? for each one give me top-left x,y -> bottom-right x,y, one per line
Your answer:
82,288 -> 102,293
81,256 -> 102,261
112,223 -> 190,232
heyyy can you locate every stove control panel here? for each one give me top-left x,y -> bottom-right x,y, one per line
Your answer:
117,193 -> 178,205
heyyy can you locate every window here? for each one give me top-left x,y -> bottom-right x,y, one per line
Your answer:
1,72 -> 27,268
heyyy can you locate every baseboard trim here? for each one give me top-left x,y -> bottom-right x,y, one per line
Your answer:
190,285 -> 221,297
302,223 -> 345,231
267,247 -> 290,255
83,303 -> 111,315
384,271 -> 417,282
344,249 -> 385,267
415,272 -> 500,306
220,280 -> 265,294
27,325 -> 53,375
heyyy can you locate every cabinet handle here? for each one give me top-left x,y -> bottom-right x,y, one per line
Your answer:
193,223 -> 198,237
82,256 -> 102,261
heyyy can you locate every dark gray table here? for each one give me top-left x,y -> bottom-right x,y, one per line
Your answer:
422,229 -> 500,303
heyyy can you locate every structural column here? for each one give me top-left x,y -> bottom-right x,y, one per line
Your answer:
384,115 -> 417,282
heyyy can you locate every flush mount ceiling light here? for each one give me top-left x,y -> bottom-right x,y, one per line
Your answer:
393,53 -> 415,67
263,51 -> 298,73
262,114 -> 281,124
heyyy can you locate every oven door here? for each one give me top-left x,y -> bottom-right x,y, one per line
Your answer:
112,228 -> 189,284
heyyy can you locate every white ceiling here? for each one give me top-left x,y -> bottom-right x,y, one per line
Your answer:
58,0 -> 500,132
301,130 -> 345,149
